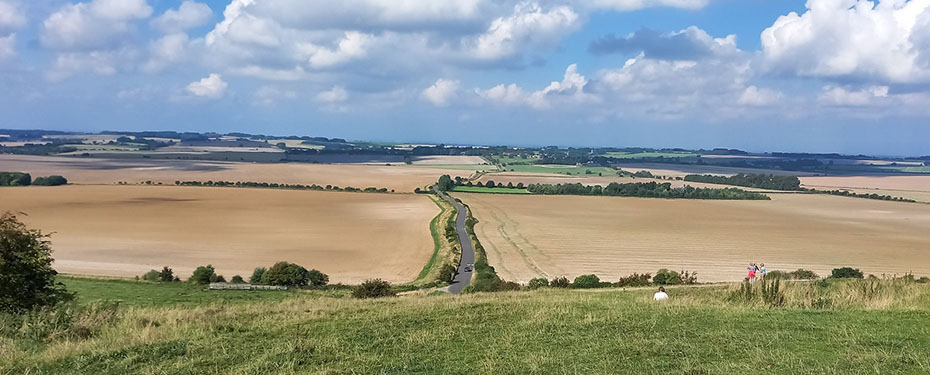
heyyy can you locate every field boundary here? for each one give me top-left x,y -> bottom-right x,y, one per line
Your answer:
412,195 -> 459,285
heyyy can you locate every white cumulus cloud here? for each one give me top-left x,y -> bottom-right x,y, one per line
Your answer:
472,3 -> 579,60
186,73 -> 228,98
41,0 -> 152,51
422,78 -> 460,106
316,85 -> 349,103
151,1 -> 212,34
761,0 -> 930,83
584,0 -> 708,11
0,1 -> 27,33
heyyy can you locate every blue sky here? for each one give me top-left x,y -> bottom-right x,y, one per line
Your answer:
1,0 -> 929,155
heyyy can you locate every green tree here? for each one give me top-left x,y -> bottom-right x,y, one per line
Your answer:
572,274 -> 601,289
250,267 -> 267,284
436,175 -> 455,191
0,212 -> 72,311
831,267 -> 864,279
528,277 -> 549,289
32,176 -> 68,186
230,275 -> 245,284
653,269 -> 682,285
159,266 -> 175,282
262,262 -> 318,287
307,269 -> 329,287
189,264 -> 218,284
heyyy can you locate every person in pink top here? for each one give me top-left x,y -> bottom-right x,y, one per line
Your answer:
747,263 -> 756,281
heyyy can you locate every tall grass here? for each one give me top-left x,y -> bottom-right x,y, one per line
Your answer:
724,277 -> 927,310
2,277 -> 929,374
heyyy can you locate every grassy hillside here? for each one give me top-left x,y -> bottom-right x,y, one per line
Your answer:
3,277 -> 929,374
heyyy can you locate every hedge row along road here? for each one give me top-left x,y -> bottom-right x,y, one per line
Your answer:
435,187 -> 474,294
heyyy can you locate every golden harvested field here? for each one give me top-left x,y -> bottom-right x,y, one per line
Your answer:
474,173 -> 772,191
0,155 -> 465,192
800,175 -> 930,203
613,162 -> 819,177
0,185 -> 439,283
457,193 -> 930,283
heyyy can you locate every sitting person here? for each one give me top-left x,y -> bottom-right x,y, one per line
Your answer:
653,286 -> 669,301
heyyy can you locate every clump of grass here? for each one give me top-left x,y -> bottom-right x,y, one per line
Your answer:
726,276 -> 926,310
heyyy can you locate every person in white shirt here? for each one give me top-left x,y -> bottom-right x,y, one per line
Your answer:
653,286 -> 669,301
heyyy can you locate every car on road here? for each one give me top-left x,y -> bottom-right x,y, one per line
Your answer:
463,263 -> 473,272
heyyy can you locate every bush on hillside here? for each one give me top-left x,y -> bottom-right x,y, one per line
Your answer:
615,273 -> 652,287
653,269 -> 682,285
0,172 -> 31,186
550,276 -> 570,288
250,267 -> 266,284
0,212 -> 73,311
32,176 -> 68,186
307,269 -> 329,287
189,265 -> 220,284
352,279 -> 396,299
142,269 -> 161,282
832,267 -> 864,279
230,275 -> 245,284
528,277 -> 549,289
572,274 -> 601,289
438,264 -> 457,283
790,269 -> 819,279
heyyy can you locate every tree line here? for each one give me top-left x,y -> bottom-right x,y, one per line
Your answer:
0,172 -> 68,186
683,173 -> 802,191
526,182 -> 771,200
175,180 -> 391,193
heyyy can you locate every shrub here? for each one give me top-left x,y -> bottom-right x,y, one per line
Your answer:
528,277 -> 549,289
189,265 -> 219,284
158,266 -> 175,282
142,269 -> 161,282
0,172 -> 31,186
230,275 -> 245,284
653,269 -> 682,285
615,273 -> 652,287
832,267 -> 864,279
250,267 -> 266,284
213,275 -> 226,283
438,264 -> 457,283
353,279 -> 396,299
790,269 -> 819,279
550,276 -> 570,288
0,212 -> 73,311
307,269 -> 329,287
262,262 -> 309,286
679,270 -> 698,285
32,176 -> 68,186
572,274 -> 601,289
918,277 -> 930,284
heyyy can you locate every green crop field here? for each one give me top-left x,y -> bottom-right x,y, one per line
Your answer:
504,164 -> 618,176
493,155 -> 540,165
451,186 -> 530,194
4,276 -> 930,374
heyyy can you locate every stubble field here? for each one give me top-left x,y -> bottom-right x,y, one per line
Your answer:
0,155 -> 472,192
0,185 -> 439,283
457,193 -> 930,283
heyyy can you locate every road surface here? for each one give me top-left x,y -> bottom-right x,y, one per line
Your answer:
435,189 -> 474,294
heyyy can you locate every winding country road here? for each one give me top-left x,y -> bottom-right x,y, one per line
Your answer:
435,189 -> 474,294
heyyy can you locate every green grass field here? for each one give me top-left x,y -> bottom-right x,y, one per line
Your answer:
451,186 -> 530,194
493,155 -> 539,165
58,276 -> 331,308
3,277 -> 929,374
503,164 -> 618,176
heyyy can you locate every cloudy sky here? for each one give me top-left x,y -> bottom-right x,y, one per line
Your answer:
1,0 -> 929,155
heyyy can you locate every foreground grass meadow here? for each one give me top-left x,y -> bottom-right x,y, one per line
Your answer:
3,277 -> 930,374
